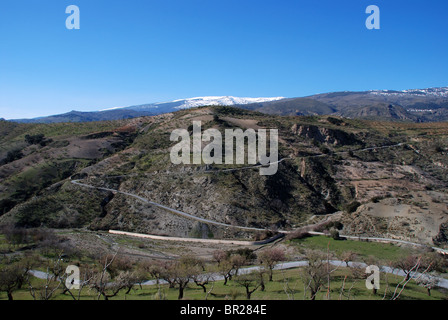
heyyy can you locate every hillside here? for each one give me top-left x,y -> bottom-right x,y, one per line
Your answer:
1,107 -> 448,246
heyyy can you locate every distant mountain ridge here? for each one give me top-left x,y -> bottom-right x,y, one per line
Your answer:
8,87 -> 448,123
12,109 -> 157,124
12,96 -> 284,123
238,87 -> 448,122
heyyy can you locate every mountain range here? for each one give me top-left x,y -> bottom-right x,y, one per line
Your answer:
8,87 -> 448,123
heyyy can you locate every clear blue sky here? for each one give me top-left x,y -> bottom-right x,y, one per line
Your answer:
0,0 -> 447,119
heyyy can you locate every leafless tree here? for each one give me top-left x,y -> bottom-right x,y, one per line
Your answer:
340,251 -> 358,267
216,254 -> 246,286
257,268 -> 267,292
0,256 -> 34,300
393,255 -> 420,281
75,264 -> 96,300
170,256 -> 200,300
204,279 -> 215,301
191,269 -> 214,294
234,272 -> 261,300
416,273 -> 439,296
1,224 -> 29,249
258,247 -> 285,282
230,254 -> 246,277
339,263 -> 363,300
28,250 -> 67,300
301,250 -> 328,300
390,256 -> 433,300
89,251 -> 131,300
212,250 -> 227,266
158,261 -> 177,289
217,259 -> 234,286
280,267 -> 298,300
323,242 -> 342,300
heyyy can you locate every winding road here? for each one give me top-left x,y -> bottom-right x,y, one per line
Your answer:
70,142 -> 406,232
70,141 -> 448,253
71,179 -> 274,233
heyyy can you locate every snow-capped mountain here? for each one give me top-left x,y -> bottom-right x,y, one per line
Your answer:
369,87 -> 448,98
170,96 -> 285,109
123,96 -> 285,113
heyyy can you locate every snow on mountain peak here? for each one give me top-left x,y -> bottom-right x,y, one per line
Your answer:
369,87 -> 448,98
172,96 -> 285,109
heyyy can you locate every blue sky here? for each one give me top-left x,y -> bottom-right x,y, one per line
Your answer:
0,0 -> 447,119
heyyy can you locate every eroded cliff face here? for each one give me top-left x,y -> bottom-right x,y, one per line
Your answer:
82,159 -> 333,238
291,124 -> 359,145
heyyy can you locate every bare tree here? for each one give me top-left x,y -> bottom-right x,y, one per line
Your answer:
170,256 -> 200,300
90,270 -> 134,300
158,261 -> 177,289
340,251 -> 358,267
230,254 -> 246,277
89,251 -> 131,300
257,268 -> 267,292
1,224 -> 29,249
204,279 -> 215,301
393,255 -> 420,281
216,254 -> 246,286
217,258 -> 235,286
234,272 -> 261,300
0,257 -> 33,300
212,250 -> 227,266
390,256 -> 434,300
280,267 -> 298,300
416,273 -> 438,296
301,250 -> 328,300
191,269 -> 214,294
75,264 -> 96,300
258,247 -> 285,282
28,251 -> 68,300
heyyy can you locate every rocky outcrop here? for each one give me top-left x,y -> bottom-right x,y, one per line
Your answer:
291,124 -> 359,145
433,222 -> 448,246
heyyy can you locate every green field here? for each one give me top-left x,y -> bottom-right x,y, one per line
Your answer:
288,235 -> 418,263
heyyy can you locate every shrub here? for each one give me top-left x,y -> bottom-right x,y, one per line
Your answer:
319,145 -> 330,154
329,228 -> 340,240
327,117 -> 343,126
1,149 -> 23,165
25,134 -> 45,145
345,201 -> 361,213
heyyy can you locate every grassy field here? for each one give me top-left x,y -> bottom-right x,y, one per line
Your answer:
288,235 -> 418,263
